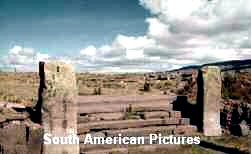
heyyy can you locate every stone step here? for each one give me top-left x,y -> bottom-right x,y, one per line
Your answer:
78,118 -> 185,134
78,112 -> 125,123
78,111 -> 182,123
79,125 -> 197,152
143,111 -> 182,119
77,95 -> 175,105
80,143 -> 177,154
79,126 -> 176,144
78,101 -> 173,114
102,125 -> 196,138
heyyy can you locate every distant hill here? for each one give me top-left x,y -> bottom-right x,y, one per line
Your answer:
167,59 -> 251,73
203,59 -> 251,71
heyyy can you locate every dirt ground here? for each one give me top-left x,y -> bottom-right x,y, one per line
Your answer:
0,72 -> 166,106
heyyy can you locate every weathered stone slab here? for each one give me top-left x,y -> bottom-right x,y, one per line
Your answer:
136,103 -> 172,112
78,118 -> 179,132
0,122 -> 43,154
78,127 -> 90,134
202,66 -> 222,136
175,125 -> 197,135
90,112 -> 125,121
0,123 -> 27,145
40,61 -> 79,154
0,108 -> 28,121
80,143 -> 177,154
239,121 -> 249,136
179,118 -> 190,125
0,101 -> 7,108
0,114 -> 6,123
27,127 -> 43,154
169,111 -> 182,118
78,115 -> 92,123
104,126 -> 176,137
77,95 -> 175,105
6,102 -> 26,109
143,111 -> 170,119
78,101 -> 172,114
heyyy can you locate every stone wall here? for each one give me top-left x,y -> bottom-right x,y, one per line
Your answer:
0,102 -> 43,154
201,66 -> 222,136
40,61 -> 79,154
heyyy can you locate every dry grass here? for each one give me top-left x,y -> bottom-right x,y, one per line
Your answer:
0,72 -> 163,105
1,70 -> 250,107
0,72 -> 38,106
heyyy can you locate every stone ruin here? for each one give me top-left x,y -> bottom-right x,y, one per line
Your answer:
201,66 -> 222,136
0,61 -> 240,153
39,61 -> 79,154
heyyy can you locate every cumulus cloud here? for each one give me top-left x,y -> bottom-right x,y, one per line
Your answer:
77,0 -> 251,72
2,0 -> 251,72
7,46 -> 35,65
3,45 -> 50,71
78,34 -> 160,71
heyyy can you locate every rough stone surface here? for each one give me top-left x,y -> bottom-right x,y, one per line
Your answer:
143,111 -> 170,119
41,61 -> 79,154
179,118 -> 190,125
104,126 -> 176,137
239,121 -> 250,136
78,100 -> 173,114
78,118 -> 180,131
202,66 -> 222,136
0,114 -> 6,123
175,125 -> 197,135
169,111 -> 182,118
80,143 -> 177,154
0,123 -> 43,154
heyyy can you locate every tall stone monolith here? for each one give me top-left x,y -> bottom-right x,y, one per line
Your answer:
202,66 -> 222,136
39,61 -> 79,154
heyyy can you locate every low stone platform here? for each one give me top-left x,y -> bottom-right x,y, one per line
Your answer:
77,95 -> 197,154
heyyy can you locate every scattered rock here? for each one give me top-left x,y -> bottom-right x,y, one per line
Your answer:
239,121 -> 250,136
0,101 -> 7,108
5,102 -> 26,109
1,108 -> 29,121
0,114 -> 6,123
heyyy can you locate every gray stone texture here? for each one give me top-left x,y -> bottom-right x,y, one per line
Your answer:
202,66 -> 222,136
42,61 -> 79,154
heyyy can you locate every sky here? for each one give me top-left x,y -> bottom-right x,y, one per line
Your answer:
0,0 -> 251,72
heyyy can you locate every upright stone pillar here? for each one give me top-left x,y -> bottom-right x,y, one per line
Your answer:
40,61 -> 79,154
202,66 -> 222,136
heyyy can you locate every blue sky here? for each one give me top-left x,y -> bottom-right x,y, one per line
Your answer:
0,0 -> 251,72
0,0 -> 149,55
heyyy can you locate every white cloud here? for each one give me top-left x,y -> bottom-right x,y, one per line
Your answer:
79,34 -> 157,64
36,52 -> 50,62
80,45 -> 97,57
139,0 -> 162,14
7,45 -> 35,65
9,45 -> 35,57
3,0 -> 251,72
4,45 -> 50,71
139,0 -> 251,66
113,35 -> 156,50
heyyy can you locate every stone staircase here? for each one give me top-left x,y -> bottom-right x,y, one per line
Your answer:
77,95 -> 197,154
